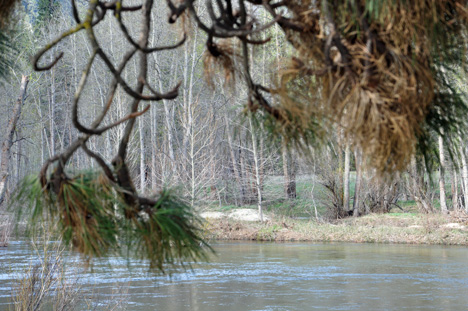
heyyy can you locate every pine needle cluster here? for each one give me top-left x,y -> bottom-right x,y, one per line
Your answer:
12,172 -> 212,272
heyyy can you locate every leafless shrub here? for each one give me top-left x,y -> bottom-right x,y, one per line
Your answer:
361,176 -> 403,214
12,240 -> 79,311
11,230 -> 127,311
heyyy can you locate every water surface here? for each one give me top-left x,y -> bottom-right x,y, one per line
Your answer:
1,241 -> 468,310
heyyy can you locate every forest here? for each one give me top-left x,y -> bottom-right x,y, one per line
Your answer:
0,0 -> 468,263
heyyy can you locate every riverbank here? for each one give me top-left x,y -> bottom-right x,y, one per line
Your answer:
201,209 -> 468,245
4,208 -> 468,246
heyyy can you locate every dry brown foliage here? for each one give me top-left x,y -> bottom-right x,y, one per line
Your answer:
271,0 -> 468,172
204,38 -> 242,88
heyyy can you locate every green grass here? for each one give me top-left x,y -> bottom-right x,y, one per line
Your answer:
208,171 -> 465,219
387,212 -> 418,217
264,198 -> 326,218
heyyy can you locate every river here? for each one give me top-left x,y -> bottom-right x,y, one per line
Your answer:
1,241 -> 468,310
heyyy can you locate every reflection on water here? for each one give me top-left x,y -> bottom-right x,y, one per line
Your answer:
1,241 -> 468,310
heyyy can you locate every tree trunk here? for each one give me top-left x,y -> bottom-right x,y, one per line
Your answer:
150,102 -> 158,191
0,75 -> 29,206
15,129 -> 22,182
282,139 -> 296,199
249,114 -> 263,221
152,44 -> 178,185
48,64 -> 56,157
224,114 -> 243,205
343,143 -> 351,212
139,116 -> 146,192
438,135 -> 447,214
460,144 -> 468,212
181,30 -> 199,161
239,138 -> 249,204
452,160 -> 459,210
410,155 -> 433,213
353,149 -> 362,217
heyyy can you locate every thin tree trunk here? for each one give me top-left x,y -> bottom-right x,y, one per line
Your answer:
15,129 -> 21,182
289,152 -> 297,199
452,162 -> 459,210
149,10 -> 159,190
182,30 -> 199,160
209,115 -> 218,202
239,139 -> 249,203
282,142 -> 290,198
48,64 -> 56,157
139,117 -> 146,192
0,75 -> 29,206
150,103 -> 158,191
156,53 -> 177,183
224,114 -> 243,205
282,139 -> 296,199
410,155 -> 433,213
438,135 -> 447,214
190,106 -> 196,207
353,149 -> 362,217
343,143 -> 351,212
249,114 -> 263,222
337,144 -> 344,214
460,144 -> 468,212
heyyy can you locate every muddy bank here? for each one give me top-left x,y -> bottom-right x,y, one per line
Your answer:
201,209 -> 468,245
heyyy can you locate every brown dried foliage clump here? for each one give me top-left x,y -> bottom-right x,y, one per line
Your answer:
275,0 -> 467,172
203,38 -> 242,88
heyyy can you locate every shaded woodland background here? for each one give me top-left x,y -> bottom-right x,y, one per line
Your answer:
0,0 -> 467,223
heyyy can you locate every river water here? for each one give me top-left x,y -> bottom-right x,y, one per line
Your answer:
1,241 -> 468,310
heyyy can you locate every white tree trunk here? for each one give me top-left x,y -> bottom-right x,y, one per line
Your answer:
182,31 -> 199,160
438,135 -> 447,214
48,77 -> 55,157
150,103 -> 158,191
452,161 -> 459,210
155,53 -> 177,184
249,114 -> 263,222
460,144 -> 468,212
343,143 -> 351,212
139,117 -> 146,192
